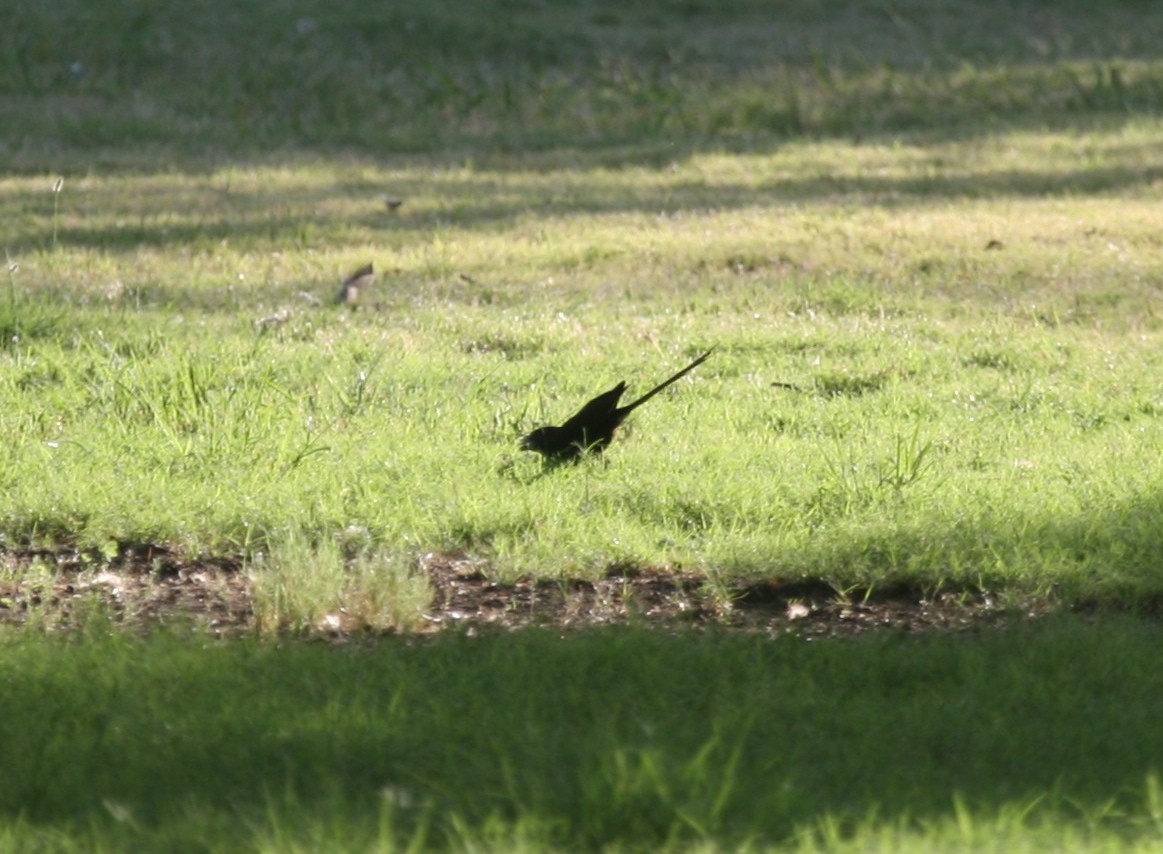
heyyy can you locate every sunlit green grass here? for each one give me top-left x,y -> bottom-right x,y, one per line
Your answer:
3,127 -> 1163,607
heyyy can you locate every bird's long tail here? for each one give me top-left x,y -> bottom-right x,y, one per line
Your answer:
623,349 -> 713,412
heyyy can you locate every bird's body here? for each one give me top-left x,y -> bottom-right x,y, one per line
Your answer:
521,350 -> 712,462
337,262 -> 374,305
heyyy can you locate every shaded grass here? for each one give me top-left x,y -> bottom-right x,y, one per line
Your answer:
6,1 -> 1163,167
1,619 -> 1162,850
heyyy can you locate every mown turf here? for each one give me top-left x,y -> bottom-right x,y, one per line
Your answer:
3,1 -> 1163,851
6,0 -> 1163,163
1,618 -> 1162,852
4,129 -> 1163,595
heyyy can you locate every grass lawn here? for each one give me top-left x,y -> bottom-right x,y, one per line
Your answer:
3,0 -> 1163,849
4,620 -> 1163,852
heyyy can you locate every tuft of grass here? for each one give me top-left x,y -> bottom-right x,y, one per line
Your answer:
249,530 -> 431,634
50,177 -> 64,252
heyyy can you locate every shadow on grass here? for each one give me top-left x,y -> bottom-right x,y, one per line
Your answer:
0,615 -> 1161,849
762,484 -> 1163,610
5,3 -> 1163,160
6,0 -> 1163,165
6,135 -> 1163,260
7,0 -> 1163,262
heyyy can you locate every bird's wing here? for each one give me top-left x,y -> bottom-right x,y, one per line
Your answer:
558,382 -> 626,433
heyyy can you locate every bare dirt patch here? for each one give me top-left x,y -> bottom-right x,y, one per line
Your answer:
1,546 -> 1039,637
1,545 -> 250,634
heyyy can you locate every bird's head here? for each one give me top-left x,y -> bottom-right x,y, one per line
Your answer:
520,426 -> 558,454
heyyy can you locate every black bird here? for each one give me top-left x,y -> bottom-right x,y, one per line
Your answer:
521,349 -> 712,462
